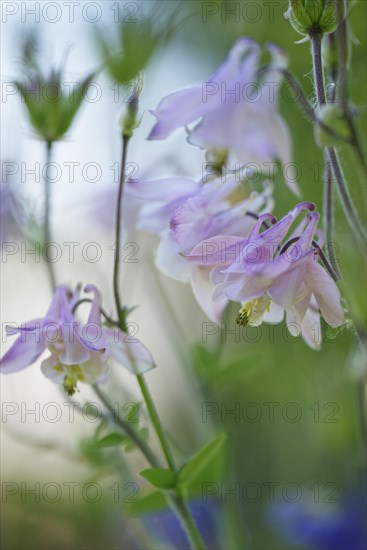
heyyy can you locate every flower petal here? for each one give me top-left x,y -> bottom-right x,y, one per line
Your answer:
0,334 -> 45,373
155,232 -> 192,282
104,329 -> 155,375
191,265 -> 227,323
304,261 -> 344,326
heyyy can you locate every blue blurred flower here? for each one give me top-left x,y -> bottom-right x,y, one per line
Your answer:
143,498 -> 221,549
267,490 -> 367,550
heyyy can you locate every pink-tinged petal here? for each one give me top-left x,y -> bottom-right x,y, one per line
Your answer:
221,273 -> 270,303
148,86 -> 209,140
190,265 -> 227,323
155,232 -> 192,282
304,260 -> 344,326
300,305 -> 322,350
292,286 -> 313,323
127,178 -> 200,201
267,255 -> 311,310
0,334 -> 45,373
187,235 -> 246,266
104,329 -> 155,375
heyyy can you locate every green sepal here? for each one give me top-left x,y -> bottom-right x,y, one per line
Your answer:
139,468 -> 178,489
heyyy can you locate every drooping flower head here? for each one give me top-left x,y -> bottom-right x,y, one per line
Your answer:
128,174 -> 274,322
148,38 -> 299,195
0,284 -> 155,394
188,202 -> 344,347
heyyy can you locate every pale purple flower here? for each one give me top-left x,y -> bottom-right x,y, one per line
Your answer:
188,202 -> 344,348
148,38 -> 299,195
0,284 -> 155,394
127,176 -> 201,234
129,174 -> 273,322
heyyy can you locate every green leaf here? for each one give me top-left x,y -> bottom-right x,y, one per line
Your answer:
139,468 -> 178,489
129,491 -> 167,516
94,432 -> 127,448
179,434 -> 226,486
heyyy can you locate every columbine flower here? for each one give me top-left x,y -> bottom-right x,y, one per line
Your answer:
148,38 -> 299,195
128,174 -> 273,322
0,284 -> 155,394
195,202 -> 344,348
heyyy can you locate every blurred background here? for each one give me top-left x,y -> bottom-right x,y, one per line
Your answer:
1,1 -> 366,549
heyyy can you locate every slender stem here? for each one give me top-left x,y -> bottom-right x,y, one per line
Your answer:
93,385 -> 161,468
44,141 -> 57,291
336,1 -> 367,172
310,31 -> 327,106
136,374 -> 176,471
326,147 -> 366,245
324,154 -> 333,246
167,494 -> 207,550
72,298 -> 118,326
310,31 -> 366,245
113,135 -> 130,333
112,131 -> 206,550
268,68 -> 351,144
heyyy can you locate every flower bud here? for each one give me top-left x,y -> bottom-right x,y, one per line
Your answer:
121,75 -> 143,138
315,104 -> 351,147
285,0 -> 343,40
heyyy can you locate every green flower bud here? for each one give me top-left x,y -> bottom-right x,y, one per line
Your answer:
315,104 -> 351,147
14,36 -> 94,143
285,0 -> 344,40
121,75 -> 143,138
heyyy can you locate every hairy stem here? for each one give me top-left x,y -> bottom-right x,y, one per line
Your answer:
336,0 -> 367,171
310,31 -> 366,245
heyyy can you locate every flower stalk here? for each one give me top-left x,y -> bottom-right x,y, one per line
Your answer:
111,125 -> 206,550
309,29 -> 366,246
44,141 -> 57,291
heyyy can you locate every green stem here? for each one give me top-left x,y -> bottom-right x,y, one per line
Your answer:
167,494 -> 207,550
44,141 -> 57,291
113,134 -> 130,333
92,385 -> 161,468
309,31 -> 366,246
336,0 -> 367,172
136,374 -> 176,471
112,131 -> 206,550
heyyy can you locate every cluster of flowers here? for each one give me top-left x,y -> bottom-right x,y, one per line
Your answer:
1,37 -> 344,393
128,37 -> 344,348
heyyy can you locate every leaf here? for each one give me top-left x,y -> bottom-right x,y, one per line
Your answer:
94,432 -> 127,448
178,434 -> 226,486
129,491 -> 167,516
124,427 -> 148,453
139,468 -> 178,489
